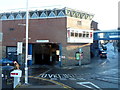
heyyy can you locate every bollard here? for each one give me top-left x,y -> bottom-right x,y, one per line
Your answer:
10,69 -> 22,88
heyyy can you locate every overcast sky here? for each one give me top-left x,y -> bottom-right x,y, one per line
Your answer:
0,0 -> 119,30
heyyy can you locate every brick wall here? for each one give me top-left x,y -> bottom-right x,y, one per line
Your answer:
61,44 -> 91,66
2,18 -> 67,46
0,42 -> 2,59
67,17 -> 91,29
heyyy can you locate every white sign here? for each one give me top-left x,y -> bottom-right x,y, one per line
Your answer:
11,70 -> 22,77
28,55 -> 32,60
17,42 -> 23,55
36,40 -> 49,43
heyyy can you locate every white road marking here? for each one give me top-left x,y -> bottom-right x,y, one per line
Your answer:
51,78 -> 58,80
77,82 -> 102,90
39,74 -> 86,80
57,74 -> 62,79
48,74 -> 54,78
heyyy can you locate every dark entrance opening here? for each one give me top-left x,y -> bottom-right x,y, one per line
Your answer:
33,43 -> 59,65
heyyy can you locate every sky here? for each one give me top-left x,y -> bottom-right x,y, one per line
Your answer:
0,0 -> 119,30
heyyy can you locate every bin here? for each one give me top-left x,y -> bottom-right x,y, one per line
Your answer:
11,69 -> 22,88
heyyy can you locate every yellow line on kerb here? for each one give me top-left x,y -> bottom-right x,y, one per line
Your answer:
29,76 -> 75,90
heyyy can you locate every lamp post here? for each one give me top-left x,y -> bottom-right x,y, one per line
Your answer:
25,0 -> 29,84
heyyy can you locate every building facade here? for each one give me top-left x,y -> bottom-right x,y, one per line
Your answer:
0,20 -> 2,59
1,7 -> 94,66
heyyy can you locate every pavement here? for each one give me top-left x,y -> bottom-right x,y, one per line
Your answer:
15,65 -> 73,89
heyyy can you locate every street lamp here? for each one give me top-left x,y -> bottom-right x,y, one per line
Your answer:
25,0 -> 29,84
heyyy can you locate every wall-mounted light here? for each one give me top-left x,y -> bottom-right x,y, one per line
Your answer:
56,50 -> 60,55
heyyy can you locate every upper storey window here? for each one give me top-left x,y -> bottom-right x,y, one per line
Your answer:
77,21 -> 82,25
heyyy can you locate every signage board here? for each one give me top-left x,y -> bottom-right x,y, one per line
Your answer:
36,40 -> 49,43
17,42 -> 23,55
28,55 -> 32,60
11,70 -> 22,77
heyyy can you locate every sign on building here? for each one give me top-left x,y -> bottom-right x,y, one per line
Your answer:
36,40 -> 49,43
17,42 -> 23,55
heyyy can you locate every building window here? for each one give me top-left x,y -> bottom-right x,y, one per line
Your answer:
9,28 -> 15,31
86,32 -> 89,38
90,32 -> 93,38
79,33 -> 82,37
75,32 -> 78,37
71,31 -> 74,37
77,21 -> 82,25
83,31 -> 86,37
67,30 -> 71,37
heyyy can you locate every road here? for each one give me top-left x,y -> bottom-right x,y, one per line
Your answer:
39,42 -> 119,89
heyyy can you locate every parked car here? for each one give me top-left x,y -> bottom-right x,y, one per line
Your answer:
99,51 -> 107,58
0,58 -> 15,66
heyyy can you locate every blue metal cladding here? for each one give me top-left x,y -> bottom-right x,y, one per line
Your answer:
93,30 -> 120,40
28,44 -> 32,65
28,44 -> 32,55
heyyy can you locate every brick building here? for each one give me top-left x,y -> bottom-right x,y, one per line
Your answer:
0,7 -> 95,66
0,20 -> 2,59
